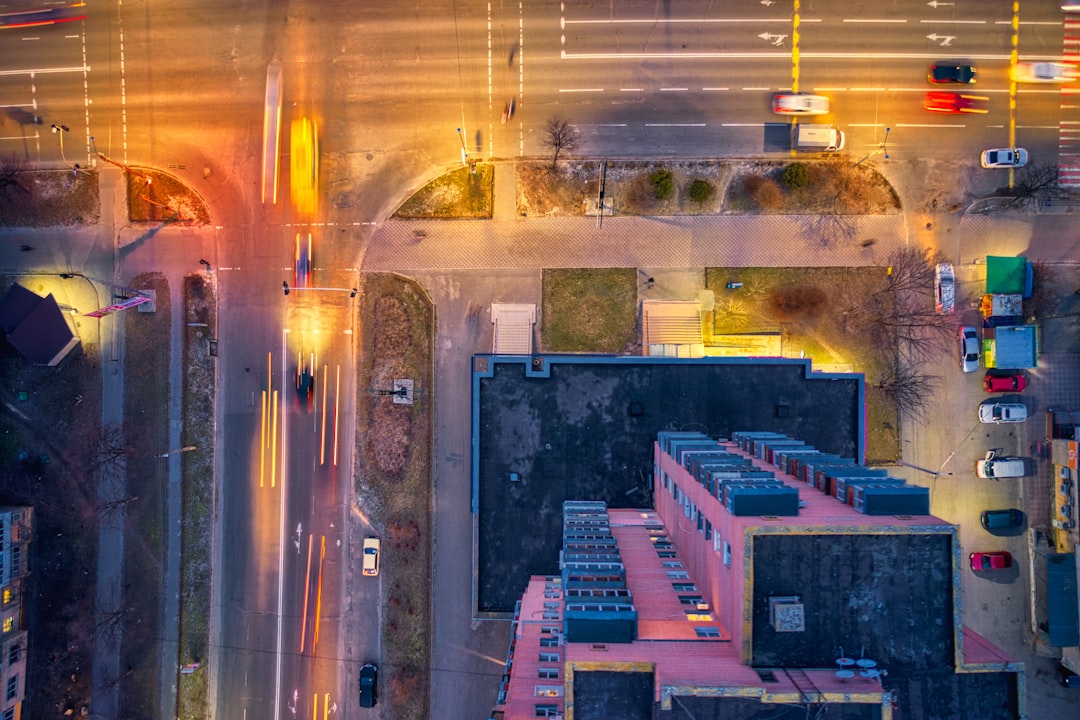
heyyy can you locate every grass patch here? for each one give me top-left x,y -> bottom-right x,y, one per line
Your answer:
126,168 -> 212,224
177,273 -> 217,720
541,268 -> 640,353
356,274 -> 434,720
705,267 -> 900,462
0,168 -> 99,226
120,273 -> 171,716
394,164 -> 494,218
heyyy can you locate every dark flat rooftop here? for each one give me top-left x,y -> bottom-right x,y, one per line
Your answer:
472,355 -> 864,614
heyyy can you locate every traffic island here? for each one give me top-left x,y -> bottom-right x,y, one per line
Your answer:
125,168 -> 212,224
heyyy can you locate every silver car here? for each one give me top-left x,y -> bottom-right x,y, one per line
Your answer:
980,148 -> 1029,168
958,326 -> 979,373
978,401 -> 1027,424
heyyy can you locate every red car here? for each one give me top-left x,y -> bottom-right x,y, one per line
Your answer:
969,551 -> 1012,571
924,91 -> 989,114
984,372 -> 1026,393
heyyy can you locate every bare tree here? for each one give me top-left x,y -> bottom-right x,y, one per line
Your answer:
78,421 -> 132,475
0,154 -> 29,203
1005,162 -> 1060,210
1024,260 -> 1061,320
873,361 -> 940,420
541,116 -> 581,168
798,213 -> 856,247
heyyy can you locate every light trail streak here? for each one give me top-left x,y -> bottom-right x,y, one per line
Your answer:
300,534 -> 314,653
313,536 -> 326,656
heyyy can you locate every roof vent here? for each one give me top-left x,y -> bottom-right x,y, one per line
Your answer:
769,596 -> 805,632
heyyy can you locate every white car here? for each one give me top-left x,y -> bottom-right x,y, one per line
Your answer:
980,148 -> 1028,169
935,263 -> 955,314
1012,62 -> 1072,83
958,326 -> 980,373
976,451 -> 1028,479
771,93 -> 830,115
362,536 -> 381,576
978,401 -> 1028,424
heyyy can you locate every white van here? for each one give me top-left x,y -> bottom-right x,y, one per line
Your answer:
975,451 -> 1028,479
796,124 -> 846,152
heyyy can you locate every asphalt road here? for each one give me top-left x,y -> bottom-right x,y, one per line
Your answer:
3,1 -> 1079,719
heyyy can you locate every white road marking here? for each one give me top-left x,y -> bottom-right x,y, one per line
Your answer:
645,123 -> 706,127
721,123 -> 767,127
843,19 -> 907,23
561,51 -> 1024,60
702,87 -> 729,91
919,19 -> 985,24
660,87 -> 689,91
620,88 -> 644,92
564,17 -> 800,25
558,88 -> 604,93
895,123 -> 967,127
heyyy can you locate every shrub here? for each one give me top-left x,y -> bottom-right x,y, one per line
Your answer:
782,163 -> 809,189
752,178 -> 785,210
688,178 -> 714,203
650,169 -> 675,200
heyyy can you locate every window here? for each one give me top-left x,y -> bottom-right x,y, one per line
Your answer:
3,707 -> 12,720
538,667 -> 559,679
5,674 -> 16,700
538,652 -> 559,663
1,589 -> 9,605
534,705 -> 559,718
695,627 -> 721,638
656,550 -> 676,558
540,636 -> 559,647
685,610 -> 713,621
541,625 -> 559,634
534,685 -> 563,698
2,617 -> 12,633
666,570 -> 689,579
705,519 -> 712,541
542,612 -> 558,620
661,561 -> 683,568
543,601 -> 558,610
7,643 -> 18,665
672,583 -> 696,592
10,547 -> 18,577
723,541 -> 732,567
678,595 -> 704,605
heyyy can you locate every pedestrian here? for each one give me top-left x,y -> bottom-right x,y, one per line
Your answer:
19,245 -> 33,252
646,277 -> 655,289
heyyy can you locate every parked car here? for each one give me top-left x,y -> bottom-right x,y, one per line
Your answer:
978,401 -> 1027,424
969,550 -> 1012,570
771,93 -> 830,115
976,451 -> 1028,479
1058,663 -> 1080,688
359,663 -> 379,707
929,63 -> 977,84
1012,61 -> 1072,83
981,148 -> 1029,168
980,509 -> 1024,530
924,91 -> 989,114
935,263 -> 955,314
957,326 -> 979,373
984,371 -> 1026,393
362,536 -> 381,577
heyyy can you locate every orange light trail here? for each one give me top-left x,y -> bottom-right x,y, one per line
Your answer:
300,534 -> 313,653
313,535 -> 326,656
270,389 -> 279,488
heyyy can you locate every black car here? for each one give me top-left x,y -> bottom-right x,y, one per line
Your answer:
980,509 -> 1023,531
929,64 -> 976,84
296,363 -> 314,412
359,663 -> 378,708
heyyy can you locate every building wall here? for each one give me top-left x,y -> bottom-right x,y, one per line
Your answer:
0,507 -> 32,720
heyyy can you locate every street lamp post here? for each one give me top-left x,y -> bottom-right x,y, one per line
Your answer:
456,127 -> 468,166
159,445 -> 197,459
882,127 -> 891,160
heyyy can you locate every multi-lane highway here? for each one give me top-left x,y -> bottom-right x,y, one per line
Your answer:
3,1 -> 1079,720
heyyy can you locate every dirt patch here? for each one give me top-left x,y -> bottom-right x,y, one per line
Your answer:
723,160 -> 900,214
517,162 -> 592,216
0,168 -> 99,226
394,164 -> 494,218
126,168 -> 212,224
541,268 -> 640,353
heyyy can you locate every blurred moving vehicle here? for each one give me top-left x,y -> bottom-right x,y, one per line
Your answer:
978,401 -> 1027,424
772,93 -> 830,115
290,116 -> 319,215
924,92 -> 989,114
0,3 -> 87,29
501,96 -> 516,124
958,326 -> 979,373
362,536 -> 381,577
359,663 -> 379,707
969,551 -> 1012,570
980,509 -> 1024,530
294,232 -> 312,289
928,63 -> 977,84
984,371 -> 1026,393
1012,61 -> 1072,83
935,263 -> 955,314
976,451 -> 1028,479
295,355 -> 315,412
981,148 -> 1029,168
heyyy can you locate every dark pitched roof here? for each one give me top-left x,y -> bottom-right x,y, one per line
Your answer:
0,283 -> 77,365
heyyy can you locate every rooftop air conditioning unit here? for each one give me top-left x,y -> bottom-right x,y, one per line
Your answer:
769,596 -> 805,632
